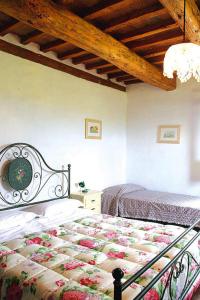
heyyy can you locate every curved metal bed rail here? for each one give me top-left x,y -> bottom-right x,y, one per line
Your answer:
113,218 -> 200,300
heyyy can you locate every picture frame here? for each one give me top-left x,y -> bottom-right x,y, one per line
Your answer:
85,118 -> 102,139
157,125 -> 180,144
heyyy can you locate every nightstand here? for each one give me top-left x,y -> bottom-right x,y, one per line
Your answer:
70,190 -> 102,213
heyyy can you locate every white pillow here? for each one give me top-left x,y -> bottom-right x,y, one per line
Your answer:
23,199 -> 83,217
0,211 -> 37,231
45,199 -> 83,217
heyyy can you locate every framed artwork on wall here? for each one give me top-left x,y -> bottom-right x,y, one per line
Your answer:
85,118 -> 102,139
157,125 -> 180,144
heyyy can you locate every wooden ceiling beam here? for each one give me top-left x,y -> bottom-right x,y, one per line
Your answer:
0,39 -> 125,92
124,79 -> 143,85
131,35 -> 183,52
116,75 -> 135,82
40,39 -> 65,52
85,50 -> 167,70
21,30 -> 45,45
39,0 -> 123,53
159,0 -> 200,45
96,57 -> 166,74
0,19 -> 19,36
144,50 -> 167,59
94,36 -> 181,74
86,51 -> 167,70
86,60 -> 110,70
95,55 -> 165,73
154,60 -> 163,65
58,48 -> 86,60
108,71 -> 126,79
127,30 -> 182,48
98,59 -> 163,75
41,19 -> 178,57
83,0 -> 123,21
73,54 -> 97,65
104,4 -> 168,34
148,55 -> 165,63
97,66 -> 118,74
54,5 -> 171,62
73,23 -> 178,64
0,0 -> 176,91
120,22 -> 179,44
72,32 -> 181,67
57,0 -> 122,20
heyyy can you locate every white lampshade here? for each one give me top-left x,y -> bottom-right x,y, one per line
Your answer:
163,43 -> 200,83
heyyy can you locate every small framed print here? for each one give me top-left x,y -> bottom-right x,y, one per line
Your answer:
85,118 -> 102,139
157,125 -> 180,144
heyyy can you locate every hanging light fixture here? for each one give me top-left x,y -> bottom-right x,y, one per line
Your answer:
163,0 -> 200,83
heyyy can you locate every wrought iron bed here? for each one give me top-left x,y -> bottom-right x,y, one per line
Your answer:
0,143 -> 199,300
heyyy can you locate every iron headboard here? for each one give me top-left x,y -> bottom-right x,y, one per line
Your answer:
0,143 -> 71,211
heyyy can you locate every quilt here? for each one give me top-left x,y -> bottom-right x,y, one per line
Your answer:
0,213 -> 199,300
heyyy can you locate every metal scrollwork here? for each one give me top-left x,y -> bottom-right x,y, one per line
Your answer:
158,250 -> 199,300
0,143 -> 70,210
113,221 -> 200,300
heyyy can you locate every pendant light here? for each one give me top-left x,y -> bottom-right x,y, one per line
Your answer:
163,0 -> 200,83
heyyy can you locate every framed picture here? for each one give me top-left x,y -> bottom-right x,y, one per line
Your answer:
157,125 -> 180,144
85,118 -> 102,139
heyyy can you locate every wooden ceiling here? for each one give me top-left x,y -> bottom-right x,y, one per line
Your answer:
0,0 -> 199,91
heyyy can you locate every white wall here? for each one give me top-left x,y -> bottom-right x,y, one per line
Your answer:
2,49 -> 200,197
127,80 -> 200,196
0,51 -> 127,191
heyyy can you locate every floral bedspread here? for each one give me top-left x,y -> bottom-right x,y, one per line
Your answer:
0,213 -> 199,300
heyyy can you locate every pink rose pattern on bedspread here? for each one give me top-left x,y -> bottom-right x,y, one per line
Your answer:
0,213 -> 199,300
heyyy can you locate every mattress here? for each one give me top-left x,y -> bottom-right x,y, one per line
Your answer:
0,213 -> 199,300
102,184 -> 200,226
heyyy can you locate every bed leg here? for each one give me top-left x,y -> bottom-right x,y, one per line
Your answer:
112,268 -> 124,300
68,164 -> 71,197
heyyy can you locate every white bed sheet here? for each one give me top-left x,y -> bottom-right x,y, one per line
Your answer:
37,207 -> 95,229
0,207 -> 94,243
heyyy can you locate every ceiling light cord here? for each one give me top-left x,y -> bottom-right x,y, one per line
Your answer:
183,0 -> 186,42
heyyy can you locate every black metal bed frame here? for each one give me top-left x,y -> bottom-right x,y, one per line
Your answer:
0,143 -> 199,299
0,143 -> 71,211
112,217 -> 200,300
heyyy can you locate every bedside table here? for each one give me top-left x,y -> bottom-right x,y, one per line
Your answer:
70,190 -> 102,213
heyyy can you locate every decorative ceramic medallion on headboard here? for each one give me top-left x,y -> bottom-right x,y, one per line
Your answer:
7,158 -> 33,191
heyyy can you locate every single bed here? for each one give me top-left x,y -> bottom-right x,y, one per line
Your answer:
102,184 -> 200,227
0,144 -> 199,300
